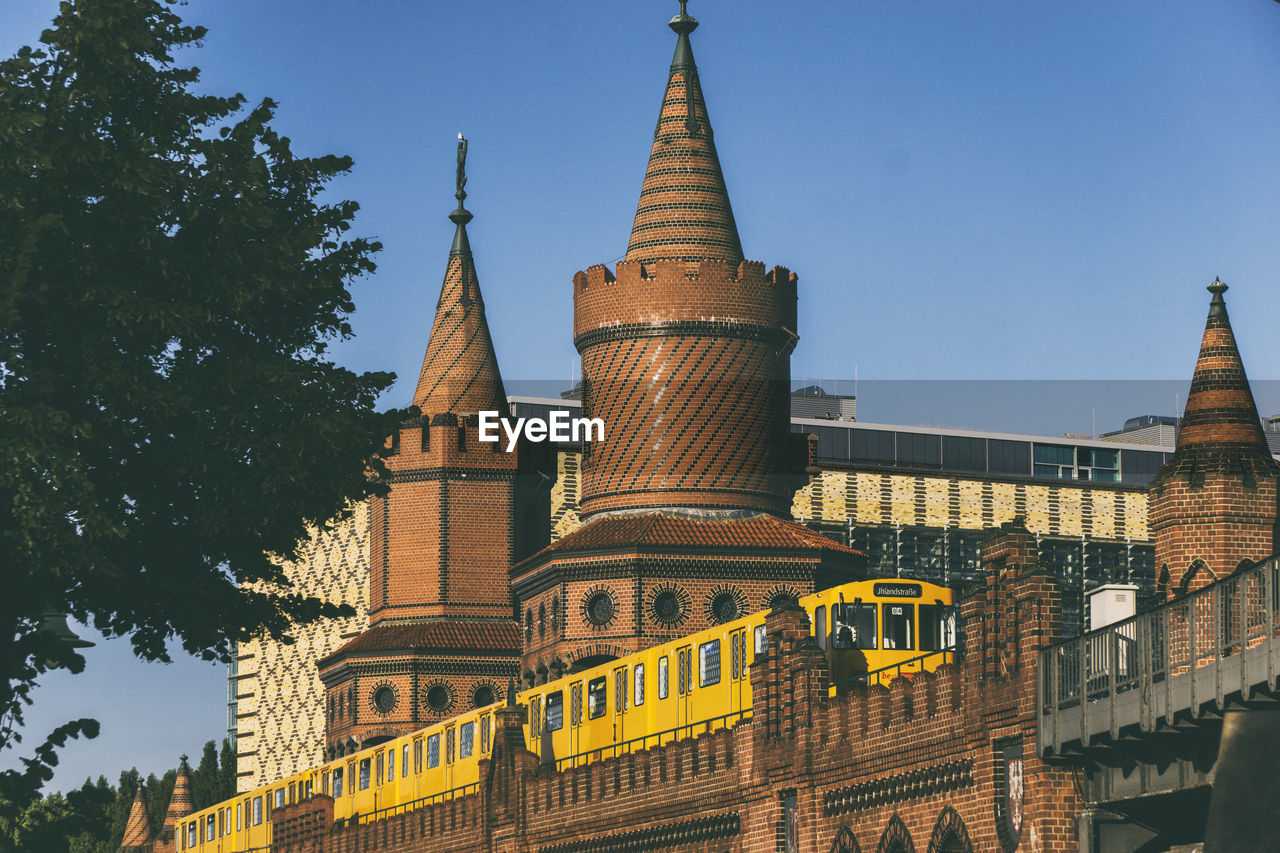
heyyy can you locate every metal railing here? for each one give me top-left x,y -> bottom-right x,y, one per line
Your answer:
1039,556 -> 1280,752
846,647 -> 959,688
552,709 -> 751,772
348,781 -> 479,826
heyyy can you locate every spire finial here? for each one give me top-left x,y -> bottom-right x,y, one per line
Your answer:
1208,276 -> 1228,317
449,134 -> 473,238
669,0 -> 698,38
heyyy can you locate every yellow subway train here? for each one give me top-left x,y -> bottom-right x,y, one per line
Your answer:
178,578 -> 955,851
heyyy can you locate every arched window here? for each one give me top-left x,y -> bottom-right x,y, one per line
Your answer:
877,815 -> 915,853
927,807 -> 973,853
829,825 -> 861,853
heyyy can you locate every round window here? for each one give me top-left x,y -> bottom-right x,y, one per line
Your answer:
373,685 -> 396,714
654,591 -> 680,622
586,592 -> 614,626
712,593 -> 739,623
426,684 -> 451,713
473,685 -> 495,708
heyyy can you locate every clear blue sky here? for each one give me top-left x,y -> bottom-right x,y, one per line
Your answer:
4,0 -> 1280,795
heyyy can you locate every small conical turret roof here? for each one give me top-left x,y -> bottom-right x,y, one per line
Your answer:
412,135 -> 507,415
1154,279 -> 1278,485
162,754 -> 194,834
118,786 -> 154,850
624,1 -> 744,265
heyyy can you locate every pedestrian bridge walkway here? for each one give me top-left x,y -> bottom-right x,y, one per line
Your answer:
1039,556 -> 1280,759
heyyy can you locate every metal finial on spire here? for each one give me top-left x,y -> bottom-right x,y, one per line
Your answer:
455,133 -> 468,207
669,0 -> 698,37
1208,277 -> 1228,317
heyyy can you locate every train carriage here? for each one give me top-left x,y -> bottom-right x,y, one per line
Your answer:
178,578 -> 957,851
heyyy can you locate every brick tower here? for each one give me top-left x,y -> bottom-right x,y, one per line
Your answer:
1149,278 -> 1279,598
318,141 -> 551,756
510,3 -> 862,682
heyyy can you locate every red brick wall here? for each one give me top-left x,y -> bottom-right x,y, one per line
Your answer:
572,259 -> 799,518
1150,472 -> 1278,598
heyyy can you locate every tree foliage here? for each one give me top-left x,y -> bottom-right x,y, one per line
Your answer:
0,741 -> 232,852
0,0 -> 398,815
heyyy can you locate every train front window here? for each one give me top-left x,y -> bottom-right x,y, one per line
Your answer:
881,603 -> 915,650
919,604 -> 957,651
587,676 -> 607,719
546,690 -> 565,730
833,603 -> 877,650
698,640 -> 721,687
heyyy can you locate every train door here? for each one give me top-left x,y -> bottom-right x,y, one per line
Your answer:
676,645 -> 693,727
569,681 -> 583,759
729,628 -> 748,714
612,664 -> 628,747
444,724 -> 456,791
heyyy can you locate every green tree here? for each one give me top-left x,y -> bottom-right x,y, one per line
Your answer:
0,0 -> 398,825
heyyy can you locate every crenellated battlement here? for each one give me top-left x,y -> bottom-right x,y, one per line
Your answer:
573,258 -> 797,341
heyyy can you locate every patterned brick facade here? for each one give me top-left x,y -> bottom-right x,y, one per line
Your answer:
1149,280 -> 1279,598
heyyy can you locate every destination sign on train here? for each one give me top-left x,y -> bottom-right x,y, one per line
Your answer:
872,582 -> 923,598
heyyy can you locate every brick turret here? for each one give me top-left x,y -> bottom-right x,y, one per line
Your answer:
511,4 -> 861,678
117,786 -> 154,853
159,755 -> 193,847
574,4 -> 802,519
1149,279 -> 1280,597
318,142 -> 550,756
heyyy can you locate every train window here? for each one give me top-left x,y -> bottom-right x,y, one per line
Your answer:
882,603 -> 915,650
331,769 -> 342,798
658,657 -> 669,699
427,733 -> 441,768
615,670 -> 627,711
276,787 -> 286,808
587,676 -> 607,719
530,696 -> 541,736
754,625 -> 768,655
571,683 -> 583,725
460,721 -> 475,758
376,752 -> 384,785
236,802 -> 242,831
346,762 -> 355,794
634,663 -> 645,706
253,795 -> 263,825
403,744 -> 410,778
546,691 -> 564,731
815,605 -> 827,650
187,821 -> 196,847
447,727 -> 456,764
678,648 -> 692,695
358,758 -> 371,790
731,632 -> 742,679
289,781 -> 295,803
321,771 -> 329,796
698,640 -> 721,687
206,814 -> 215,841
482,715 -> 491,752
833,603 -> 877,650
387,747 -> 395,780
919,604 -> 957,651
413,739 -> 423,774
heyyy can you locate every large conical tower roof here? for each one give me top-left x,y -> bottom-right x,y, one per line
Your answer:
624,1 -> 743,265
1154,278 -> 1278,486
118,786 -> 154,850
161,754 -> 194,835
412,136 -> 507,416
